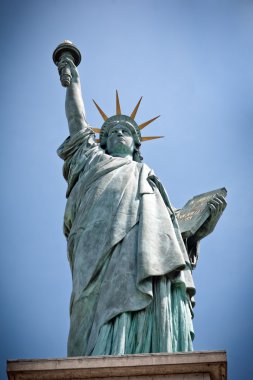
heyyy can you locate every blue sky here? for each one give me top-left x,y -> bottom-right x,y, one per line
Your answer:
1,0 -> 253,379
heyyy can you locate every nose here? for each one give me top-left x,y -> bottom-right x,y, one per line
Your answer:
117,129 -> 123,136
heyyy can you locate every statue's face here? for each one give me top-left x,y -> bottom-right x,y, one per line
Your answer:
106,124 -> 135,158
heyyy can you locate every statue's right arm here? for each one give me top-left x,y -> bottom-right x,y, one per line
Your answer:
58,57 -> 89,136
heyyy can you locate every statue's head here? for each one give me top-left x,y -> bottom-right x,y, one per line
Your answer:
100,115 -> 142,162
92,91 -> 163,162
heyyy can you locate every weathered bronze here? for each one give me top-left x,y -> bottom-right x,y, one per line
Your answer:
53,42 -> 227,357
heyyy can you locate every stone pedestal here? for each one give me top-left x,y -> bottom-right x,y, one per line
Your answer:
7,351 -> 227,380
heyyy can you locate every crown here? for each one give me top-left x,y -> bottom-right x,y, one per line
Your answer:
92,91 -> 163,146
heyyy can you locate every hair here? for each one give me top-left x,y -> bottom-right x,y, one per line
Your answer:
133,146 -> 143,163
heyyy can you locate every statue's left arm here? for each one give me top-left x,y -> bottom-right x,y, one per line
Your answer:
185,194 -> 227,268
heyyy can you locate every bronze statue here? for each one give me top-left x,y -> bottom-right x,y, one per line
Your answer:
53,41 -> 226,356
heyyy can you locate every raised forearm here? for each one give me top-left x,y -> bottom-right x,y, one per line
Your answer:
65,80 -> 88,136
59,57 -> 89,136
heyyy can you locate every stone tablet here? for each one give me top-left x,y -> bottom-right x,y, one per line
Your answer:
176,187 -> 227,238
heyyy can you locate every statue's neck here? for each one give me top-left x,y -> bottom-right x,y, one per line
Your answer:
110,153 -> 133,160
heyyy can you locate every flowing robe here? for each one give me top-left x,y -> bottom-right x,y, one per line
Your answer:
58,128 -> 196,356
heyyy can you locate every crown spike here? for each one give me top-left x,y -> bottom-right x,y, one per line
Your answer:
138,115 -> 160,130
141,136 -> 164,142
116,90 -> 121,115
92,128 -> 101,133
93,99 -> 108,121
130,96 -> 143,119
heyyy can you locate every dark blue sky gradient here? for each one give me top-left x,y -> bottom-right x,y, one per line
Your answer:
1,1 -> 253,379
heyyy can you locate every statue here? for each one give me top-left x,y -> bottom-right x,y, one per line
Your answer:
53,41 -> 227,357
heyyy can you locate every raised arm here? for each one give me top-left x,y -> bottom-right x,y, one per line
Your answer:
58,57 -> 89,136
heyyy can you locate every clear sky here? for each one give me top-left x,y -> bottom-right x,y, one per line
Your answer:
1,0 -> 253,379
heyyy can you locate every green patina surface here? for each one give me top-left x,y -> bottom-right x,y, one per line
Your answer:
54,42 -> 226,356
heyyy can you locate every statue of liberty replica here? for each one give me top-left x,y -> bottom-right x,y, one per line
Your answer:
53,41 -> 226,357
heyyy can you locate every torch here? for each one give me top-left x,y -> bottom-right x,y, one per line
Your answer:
53,40 -> 82,87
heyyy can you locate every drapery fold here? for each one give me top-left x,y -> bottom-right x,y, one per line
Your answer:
58,129 -> 195,356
